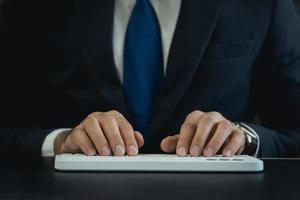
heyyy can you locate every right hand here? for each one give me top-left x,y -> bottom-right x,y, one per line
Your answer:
54,111 -> 144,156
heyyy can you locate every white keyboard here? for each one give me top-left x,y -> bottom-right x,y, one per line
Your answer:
54,154 -> 264,172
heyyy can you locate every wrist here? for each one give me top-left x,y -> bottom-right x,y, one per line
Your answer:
233,122 -> 259,156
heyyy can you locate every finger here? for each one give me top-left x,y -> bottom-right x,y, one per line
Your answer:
203,120 -> 233,157
83,117 -> 111,156
222,130 -> 245,156
116,116 -> 138,156
161,134 -> 179,153
176,123 -> 195,156
99,115 -> 125,156
67,126 -> 96,156
189,114 -> 221,157
134,131 -> 144,148
177,111 -> 205,156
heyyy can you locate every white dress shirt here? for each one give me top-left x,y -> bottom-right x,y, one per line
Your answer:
41,0 -> 182,157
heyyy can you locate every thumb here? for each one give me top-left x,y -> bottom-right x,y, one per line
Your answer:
54,130 -> 79,154
160,134 -> 179,153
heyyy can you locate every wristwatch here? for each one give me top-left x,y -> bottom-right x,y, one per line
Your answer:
232,122 -> 259,156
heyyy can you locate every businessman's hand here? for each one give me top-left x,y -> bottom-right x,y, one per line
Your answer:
54,111 -> 144,156
161,111 -> 245,157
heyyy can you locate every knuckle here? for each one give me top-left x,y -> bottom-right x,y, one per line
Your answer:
208,111 -> 222,119
201,114 -> 215,123
197,118 -> 211,127
98,141 -> 109,148
73,126 -> 85,138
182,122 -> 196,131
233,127 -> 243,135
186,110 -> 201,121
223,145 -> 231,151
178,133 -> 191,141
206,144 -> 217,153
230,132 -> 245,145
237,131 -> 246,140
109,110 -> 122,117
118,118 -> 132,128
218,120 -> 232,130
192,136 -> 204,146
196,121 -> 211,133
110,133 -> 122,142
87,112 -> 100,118
179,135 -> 190,142
127,123 -> 134,131
83,117 -> 95,129
209,140 -> 220,149
125,138 -> 136,146
192,110 -> 203,116
123,131 -> 135,142
103,142 -> 110,147
73,126 -> 83,134
185,113 -> 194,122
101,115 -> 115,123
72,134 -> 81,143
211,143 -> 220,153
123,123 -> 134,134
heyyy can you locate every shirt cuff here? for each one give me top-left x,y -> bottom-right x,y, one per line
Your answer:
41,128 -> 71,157
240,122 -> 260,158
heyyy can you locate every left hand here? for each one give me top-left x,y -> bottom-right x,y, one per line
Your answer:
160,110 -> 245,157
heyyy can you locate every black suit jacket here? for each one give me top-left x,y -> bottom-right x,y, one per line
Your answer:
1,0 -> 300,158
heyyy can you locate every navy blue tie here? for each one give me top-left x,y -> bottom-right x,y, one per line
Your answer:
123,0 -> 163,136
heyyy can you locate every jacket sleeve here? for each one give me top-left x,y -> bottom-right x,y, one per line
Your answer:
0,128 -> 54,158
0,0 -> 54,158
249,0 -> 300,157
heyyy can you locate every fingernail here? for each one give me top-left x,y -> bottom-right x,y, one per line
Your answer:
204,148 -> 213,157
224,150 -> 232,157
128,145 -> 138,155
190,146 -> 200,157
115,145 -> 125,156
177,147 -> 186,156
101,146 -> 111,156
88,149 -> 95,156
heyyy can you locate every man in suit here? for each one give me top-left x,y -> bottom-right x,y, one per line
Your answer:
1,0 -> 300,158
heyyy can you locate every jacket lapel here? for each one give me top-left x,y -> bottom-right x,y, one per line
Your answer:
149,0 -> 224,139
77,0 -> 130,116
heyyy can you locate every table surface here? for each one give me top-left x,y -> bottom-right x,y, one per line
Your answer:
0,157 -> 300,200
